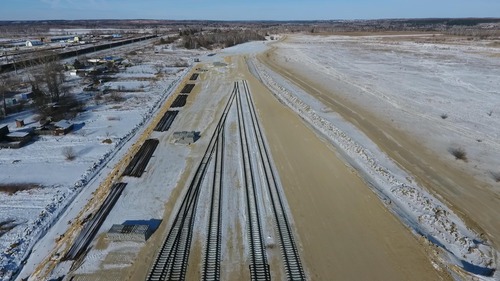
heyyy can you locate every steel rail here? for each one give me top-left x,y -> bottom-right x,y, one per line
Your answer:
122,139 -> 159,177
236,81 -> 271,281
202,115 -> 225,281
146,83 -> 236,281
64,182 -> 127,261
242,80 -> 306,280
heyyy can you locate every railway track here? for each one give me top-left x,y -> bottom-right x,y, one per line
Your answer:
64,182 -> 127,261
0,35 -> 157,74
147,80 -> 305,280
154,110 -> 179,132
171,95 -> 188,108
236,81 -> 271,281
122,139 -> 159,177
241,80 -> 306,280
146,84 -> 236,281
202,113 -> 225,281
180,84 -> 195,94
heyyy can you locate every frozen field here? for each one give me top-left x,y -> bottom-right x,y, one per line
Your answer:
256,34 -> 500,279
274,34 -> 500,185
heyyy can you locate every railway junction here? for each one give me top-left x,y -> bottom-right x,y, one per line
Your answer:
62,63 -> 306,280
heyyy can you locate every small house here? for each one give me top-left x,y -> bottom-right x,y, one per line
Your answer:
19,92 -> 33,100
0,125 -> 33,148
34,119 -> 74,136
25,40 -> 43,47
50,35 -> 78,43
87,58 -> 101,64
54,120 -> 74,135
7,130 -> 32,142
90,65 -> 108,75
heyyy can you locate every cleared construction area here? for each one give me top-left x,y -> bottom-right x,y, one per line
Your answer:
37,52 -> 457,281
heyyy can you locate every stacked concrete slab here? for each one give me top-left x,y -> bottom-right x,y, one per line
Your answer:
106,224 -> 151,242
172,131 -> 199,144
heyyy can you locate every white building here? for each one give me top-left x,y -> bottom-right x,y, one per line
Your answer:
25,40 -> 43,47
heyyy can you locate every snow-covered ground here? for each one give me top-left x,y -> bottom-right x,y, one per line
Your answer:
0,44 -> 197,280
248,34 -> 500,279
11,42 -> 270,278
273,34 -> 500,185
4,32 -> 498,280
63,41 -> 278,279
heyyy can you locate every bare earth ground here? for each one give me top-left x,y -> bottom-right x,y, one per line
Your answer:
260,39 -> 500,257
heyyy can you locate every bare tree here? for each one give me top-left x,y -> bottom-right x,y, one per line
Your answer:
62,147 -> 76,161
27,54 -> 66,103
449,146 -> 468,162
24,52 -> 80,120
0,75 -> 17,118
154,63 -> 164,75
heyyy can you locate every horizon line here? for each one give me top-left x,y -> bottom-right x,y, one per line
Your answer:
1,16 -> 499,23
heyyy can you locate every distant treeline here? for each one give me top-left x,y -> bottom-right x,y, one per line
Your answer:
1,17 -> 498,30
303,18 -> 500,38
180,29 -> 266,49
399,18 -> 500,26
1,18 -> 498,38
